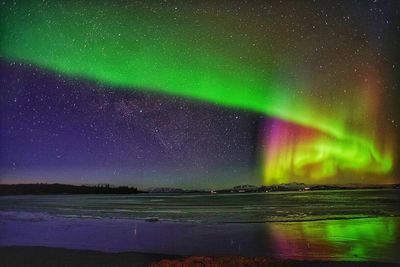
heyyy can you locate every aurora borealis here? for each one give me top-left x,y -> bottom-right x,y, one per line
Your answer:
0,0 -> 399,186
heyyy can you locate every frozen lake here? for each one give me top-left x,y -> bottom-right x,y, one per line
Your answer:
1,189 -> 399,263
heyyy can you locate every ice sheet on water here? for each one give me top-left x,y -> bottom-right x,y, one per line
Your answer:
0,189 -> 399,223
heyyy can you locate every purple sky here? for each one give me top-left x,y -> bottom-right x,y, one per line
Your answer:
0,61 -> 264,189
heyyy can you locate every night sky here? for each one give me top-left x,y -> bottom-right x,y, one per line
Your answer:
0,62 -> 262,189
0,0 -> 399,188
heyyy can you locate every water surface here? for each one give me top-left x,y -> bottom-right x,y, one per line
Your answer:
1,189 -> 399,223
1,189 -> 399,263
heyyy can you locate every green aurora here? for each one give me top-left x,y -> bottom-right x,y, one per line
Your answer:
0,1 -> 396,183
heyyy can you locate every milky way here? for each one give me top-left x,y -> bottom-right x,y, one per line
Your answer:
1,0 -> 399,186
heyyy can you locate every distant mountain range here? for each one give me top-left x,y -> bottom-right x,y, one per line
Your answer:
219,182 -> 400,193
0,182 -> 399,195
147,187 -> 204,194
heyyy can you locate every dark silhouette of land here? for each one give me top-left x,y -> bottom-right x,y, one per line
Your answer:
0,182 -> 398,195
0,183 -> 144,195
1,246 -> 397,267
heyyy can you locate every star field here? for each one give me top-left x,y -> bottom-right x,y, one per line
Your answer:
0,0 -> 399,187
0,61 -> 261,188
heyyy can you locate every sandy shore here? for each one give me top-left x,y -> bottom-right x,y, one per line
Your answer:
1,246 -> 399,267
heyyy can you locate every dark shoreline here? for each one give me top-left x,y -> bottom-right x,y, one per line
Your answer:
0,184 -> 144,195
1,183 -> 399,196
1,246 -> 398,267
0,246 -> 179,267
